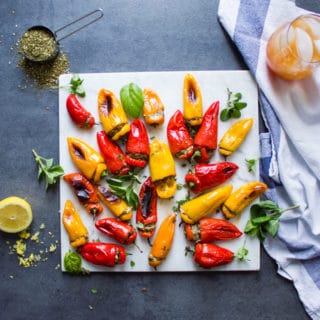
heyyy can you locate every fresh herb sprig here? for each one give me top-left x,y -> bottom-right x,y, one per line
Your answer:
69,74 -> 86,97
220,88 -> 247,121
107,172 -> 141,210
245,158 -> 257,173
32,149 -> 64,190
234,240 -> 250,261
244,200 -> 299,241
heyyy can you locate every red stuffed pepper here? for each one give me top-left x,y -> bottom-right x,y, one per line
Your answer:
167,110 -> 194,160
185,161 -> 238,194
193,243 -> 234,268
63,172 -> 103,216
66,94 -> 95,129
97,130 -> 130,176
125,119 -> 150,168
80,242 -> 126,267
193,101 -> 219,163
184,217 -> 242,243
95,218 -> 137,245
136,177 -> 158,238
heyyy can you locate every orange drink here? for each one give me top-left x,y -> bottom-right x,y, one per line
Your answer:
266,14 -> 320,80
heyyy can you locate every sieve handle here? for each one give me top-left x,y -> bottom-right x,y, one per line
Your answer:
54,8 -> 104,42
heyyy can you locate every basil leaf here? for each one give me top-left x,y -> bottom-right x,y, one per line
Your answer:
251,215 -> 272,224
264,219 -> 279,237
120,83 -> 144,119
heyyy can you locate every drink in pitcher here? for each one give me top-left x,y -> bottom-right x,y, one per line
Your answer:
266,14 -> 320,80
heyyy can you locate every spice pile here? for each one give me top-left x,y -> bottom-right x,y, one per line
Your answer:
18,52 -> 70,89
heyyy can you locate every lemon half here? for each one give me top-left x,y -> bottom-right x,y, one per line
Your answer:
0,196 -> 33,233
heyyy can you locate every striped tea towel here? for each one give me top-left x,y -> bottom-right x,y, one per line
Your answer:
218,1 -> 320,319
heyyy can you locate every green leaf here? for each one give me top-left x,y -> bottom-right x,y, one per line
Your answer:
220,108 -> 231,121
264,219 -> 279,237
245,158 -> 257,173
244,219 -> 257,233
251,215 -> 272,224
231,108 -> 241,118
220,88 -> 247,121
250,204 -> 267,219
120,83 -> 144,119
234,101 -> 247,109
32,149 -> 64,190
69,74 -> 86,97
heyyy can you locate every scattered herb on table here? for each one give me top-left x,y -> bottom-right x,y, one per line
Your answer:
32,149 -> 64,190
107,172 -> 141,210
120,82 -> 144,118
220,88 -> 247,121
245,158 -> 257,173
244,200 -> 299,241
91,288 -> 98,294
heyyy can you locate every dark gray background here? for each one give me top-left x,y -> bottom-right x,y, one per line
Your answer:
0,1 -> 318,319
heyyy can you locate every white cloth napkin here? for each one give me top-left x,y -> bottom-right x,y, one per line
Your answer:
218,1 -> 320,319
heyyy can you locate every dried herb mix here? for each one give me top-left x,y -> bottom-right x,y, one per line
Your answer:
18,52 -> 70,89
18,28 -> 57,62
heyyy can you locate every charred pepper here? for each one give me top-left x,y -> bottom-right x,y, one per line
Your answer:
98,89 -> 130,141
184,217 -> 242,243
96,185 -> 133,221
63,172 -> 103,216
193,101 -> 219,163
149,139 -> 177,199
222,181 -> 268,219
167,110 -> 194,160
125,119 -> 150,168
62,199 -> 88,248
193,243 -> 234,268
66,94 -> 95,129
136,177 -> 158,238
80,242 -> 126,267
95,218 -> 137,245
67,137 -> 107,183
148,213 -> 176,268
180,185 -> 233,224
183,73 -> 203,127
143,88 -> 165,126
219,118 -> 254,156
185,161 -> 238,194
97,130 -> 130,176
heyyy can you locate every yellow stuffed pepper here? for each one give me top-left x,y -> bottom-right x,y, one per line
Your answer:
222,181 -> 268,219
143,88 -> 165,126
148,213 -> 176,268
183,73 -> 203,127
96,185 -> 133,221
62,200 -> 88,248
180,185 -> 233,224
67,137 -> 107,183
219,118 -> 254,156
98,89 -> 130,141
149,139 -> 177,199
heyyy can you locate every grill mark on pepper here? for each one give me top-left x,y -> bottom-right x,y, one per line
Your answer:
188,84 -> 197,102
142,185 -> 153,218
101,95 -> 113,114
72,145 -> 85,159
98,185 -> 121,203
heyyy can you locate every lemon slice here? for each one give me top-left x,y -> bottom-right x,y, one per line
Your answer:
0,196 -> 33,233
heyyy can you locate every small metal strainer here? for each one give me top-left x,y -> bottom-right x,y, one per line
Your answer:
19,8 -> 104,63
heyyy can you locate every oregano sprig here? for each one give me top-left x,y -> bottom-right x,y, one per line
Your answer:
220,88 -> 247,121
32,149 -> 64,190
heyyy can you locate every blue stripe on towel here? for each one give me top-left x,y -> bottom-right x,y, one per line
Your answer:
234,0 -> 270,73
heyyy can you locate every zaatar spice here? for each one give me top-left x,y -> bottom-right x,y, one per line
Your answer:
18,28 -> 57,62
18,52 -> 70,89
